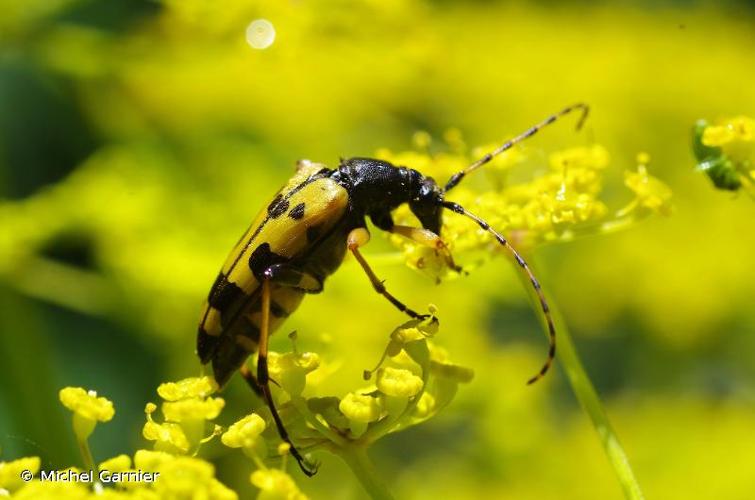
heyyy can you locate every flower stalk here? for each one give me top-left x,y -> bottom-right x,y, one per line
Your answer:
516,268 -> 645,500
332,444 -> 394,500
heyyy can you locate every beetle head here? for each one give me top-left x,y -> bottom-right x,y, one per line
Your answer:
409,176 -> 443,235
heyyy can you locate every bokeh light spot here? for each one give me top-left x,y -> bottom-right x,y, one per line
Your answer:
246,19 -> 275,50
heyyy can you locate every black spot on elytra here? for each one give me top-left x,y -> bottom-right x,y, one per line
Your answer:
239,316 -> 261,341
306,225 -> 321,243
288,202 -> 305,220
207,273 -> 245,312
270,301 -> 290,318
248,243 -> 289,280
267,194 -> 290,218
197,327 -> 220,364
212,346 -> 248,388
267,194 -> 282,211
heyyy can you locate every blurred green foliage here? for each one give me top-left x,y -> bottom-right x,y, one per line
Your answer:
1,0 -> 754,498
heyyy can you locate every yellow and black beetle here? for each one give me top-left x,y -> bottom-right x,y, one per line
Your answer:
197,104 -> 589,475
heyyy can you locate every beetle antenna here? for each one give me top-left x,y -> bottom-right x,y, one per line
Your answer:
443,103 -> 589,193
441,200 -> 555,384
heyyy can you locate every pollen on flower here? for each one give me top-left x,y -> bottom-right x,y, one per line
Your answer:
624,165 -> 673,216
693,117 -> 754,193
250,469 -> 308,500
376,367 -> 424,398
339,393 -> 382,423
702,116 -> 755,147
0,457 -> 40,492
161,397 -> 225,422
157,376 -> 218,401
59,387 -> 115,422
142,420 -> 191,453
133,450 -> 175,471
7,480 -> 90,499
378,133 -> 662,277
98,454 -> 132,473
152,456 -> 236,500
221,414 -> 266,449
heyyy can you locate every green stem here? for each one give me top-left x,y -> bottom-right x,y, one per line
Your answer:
77,437 -> 95,473
516,268 -> 644,500
334,444 -> 394,500
75,433 -> 103,491
558,319 -> 644,499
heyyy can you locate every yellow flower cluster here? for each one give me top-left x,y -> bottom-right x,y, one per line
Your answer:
218,412 -> 309,499
378,135 -> 672,280
702,116 -> 755,147
0,457 -> 41,495
250,468 -> 308,500
694,116 -> 755,193
621,156 -> 673,217
3,386 -> 237,500
143,376 -> 224,455
265,313 -> 473,445
3,319 -> 466,499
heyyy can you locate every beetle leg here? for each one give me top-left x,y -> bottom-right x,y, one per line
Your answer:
347,227 -> 428,319
389,225 -> 463,273
256,279 -> 319,476
238,364 -> 263,397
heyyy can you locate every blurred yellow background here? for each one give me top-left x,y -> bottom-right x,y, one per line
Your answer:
1,0 -> 754,498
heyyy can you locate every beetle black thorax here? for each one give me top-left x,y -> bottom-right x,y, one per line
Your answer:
331,157 -> 444,234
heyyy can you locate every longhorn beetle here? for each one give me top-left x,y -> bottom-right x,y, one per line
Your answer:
197,103 -> 589,475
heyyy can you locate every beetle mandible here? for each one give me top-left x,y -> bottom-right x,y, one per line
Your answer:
197,103 -> 589,475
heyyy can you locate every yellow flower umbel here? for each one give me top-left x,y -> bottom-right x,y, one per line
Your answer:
59,387 -> 115,474
247,310 -> 471,499
694,116 -> 755,193
0,457 -> 40,495
378,134 -> 670,280
143,376 -> 224,455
